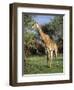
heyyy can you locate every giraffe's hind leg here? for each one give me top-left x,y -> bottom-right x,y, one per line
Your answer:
46,48 -> 50,67
47,52 -> 49,64
46,52 -> 49,67
55,49 -> 58,58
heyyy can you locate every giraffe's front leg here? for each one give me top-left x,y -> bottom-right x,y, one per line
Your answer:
47,50 -> 51,68
46,48 -> 50,67
50,50 -> 53,67
48,50 -> 53,68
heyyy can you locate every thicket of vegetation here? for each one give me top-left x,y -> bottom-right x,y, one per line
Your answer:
24,14 -> 63,56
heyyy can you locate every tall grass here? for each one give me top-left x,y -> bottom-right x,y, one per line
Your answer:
24,54 -> 63,74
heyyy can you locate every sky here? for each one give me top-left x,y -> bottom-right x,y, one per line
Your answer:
33,15 -> 54,25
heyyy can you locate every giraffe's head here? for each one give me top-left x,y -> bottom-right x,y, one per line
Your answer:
32,23 -> 39,30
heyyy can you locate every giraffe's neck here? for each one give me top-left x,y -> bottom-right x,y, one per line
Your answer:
36,24 -> 42,32
36,24 -> 45,41
36,24 -> 53,45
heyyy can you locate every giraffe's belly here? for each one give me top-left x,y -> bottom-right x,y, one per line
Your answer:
47,44 -> 57,51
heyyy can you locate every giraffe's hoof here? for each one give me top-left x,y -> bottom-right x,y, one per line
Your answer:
47,65 -> 51,68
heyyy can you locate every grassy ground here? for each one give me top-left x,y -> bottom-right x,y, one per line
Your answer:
24,54 -> 63,74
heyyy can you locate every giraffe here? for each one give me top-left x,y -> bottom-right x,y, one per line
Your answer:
32,23 -> 58,67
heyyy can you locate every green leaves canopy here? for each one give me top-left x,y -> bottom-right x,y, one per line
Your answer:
45,16 -> 63,38
24,15 -> 35,29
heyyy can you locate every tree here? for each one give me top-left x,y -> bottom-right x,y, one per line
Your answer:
24,31 -> 35,46
23,15 -> 35,29
23,15 -> 37,57
47,16 -> 63,37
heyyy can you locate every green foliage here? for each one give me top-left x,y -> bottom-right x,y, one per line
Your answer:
24,15 -> 35,29
48,16 -> 63,30
45,16 -> 63,38
24,15 -> 36,48
24,31 -> 35,46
